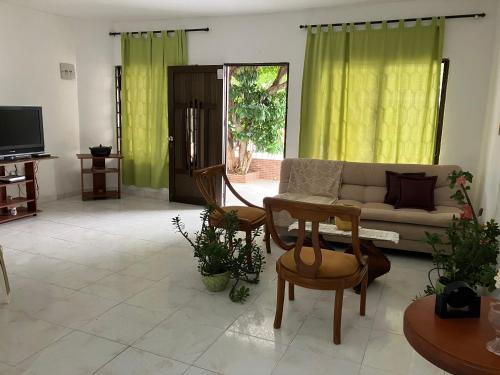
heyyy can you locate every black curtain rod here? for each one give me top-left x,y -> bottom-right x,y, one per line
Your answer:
299,12 -> 485,28
109,27 -> 209,36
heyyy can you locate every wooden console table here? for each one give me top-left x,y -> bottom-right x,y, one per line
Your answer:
404,296 -> 500,375
0,156 -> 57,224
77,154 -> 123,201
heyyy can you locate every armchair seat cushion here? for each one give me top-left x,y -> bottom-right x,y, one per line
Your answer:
280,247 -> 360,278
211,206 -> 266,225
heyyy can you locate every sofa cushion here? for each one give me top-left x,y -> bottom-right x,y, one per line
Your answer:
339,162 -> 461,207
395,175 -> 438,211
337,199 -> 459,228
384,171 -> 426,205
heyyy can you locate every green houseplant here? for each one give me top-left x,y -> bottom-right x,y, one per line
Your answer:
172,207 -> 265,302
423,170 -> 500,296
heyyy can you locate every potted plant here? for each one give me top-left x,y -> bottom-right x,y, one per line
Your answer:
172,207 -> 265,302
423,170 -> 500,297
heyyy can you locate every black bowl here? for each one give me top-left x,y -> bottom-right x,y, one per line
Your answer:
89,144 -> 112,157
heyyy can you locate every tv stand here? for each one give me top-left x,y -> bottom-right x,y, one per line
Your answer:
0,156 -> 57,224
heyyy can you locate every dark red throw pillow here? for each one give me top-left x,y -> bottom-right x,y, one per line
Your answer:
395,175 -> 437,211
384,171 -> 426,205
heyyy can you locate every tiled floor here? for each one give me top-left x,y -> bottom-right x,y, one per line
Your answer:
0,195 -> 445,375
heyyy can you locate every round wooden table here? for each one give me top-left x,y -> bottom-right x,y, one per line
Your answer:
404,296 -> 500,375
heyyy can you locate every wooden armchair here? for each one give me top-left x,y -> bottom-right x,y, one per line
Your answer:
193,164 -> 271,253
263,197 -> 368,344
0,246 -> 10,303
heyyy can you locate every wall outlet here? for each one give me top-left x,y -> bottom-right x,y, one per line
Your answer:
60,63 -> 76,80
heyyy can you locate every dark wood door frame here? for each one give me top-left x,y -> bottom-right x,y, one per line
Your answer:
168,65 -> 224,205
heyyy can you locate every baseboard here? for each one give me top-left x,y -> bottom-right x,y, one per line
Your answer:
38,190 -> 80,204
123,185 -> 169,200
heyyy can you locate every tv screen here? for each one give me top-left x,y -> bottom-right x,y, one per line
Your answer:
0,106 -> 44,157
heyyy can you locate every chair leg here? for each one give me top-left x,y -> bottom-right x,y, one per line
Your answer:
333,288 -> 344,345
264,224 -> 271,254
274,276 -> 286,329
360,273 -> 368,316
288,282 -> 295,301
0,248 -> 10,301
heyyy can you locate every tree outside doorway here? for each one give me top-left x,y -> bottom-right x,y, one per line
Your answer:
226,64 -> 288,176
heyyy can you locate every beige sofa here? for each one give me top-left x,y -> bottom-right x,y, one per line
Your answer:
276,158 -> 462,253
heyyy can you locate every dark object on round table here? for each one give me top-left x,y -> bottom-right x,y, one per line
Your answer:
89,145 -> 112,157
435,281 -> 481,318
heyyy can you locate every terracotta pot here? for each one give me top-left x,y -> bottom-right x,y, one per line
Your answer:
202,271 -> 230,292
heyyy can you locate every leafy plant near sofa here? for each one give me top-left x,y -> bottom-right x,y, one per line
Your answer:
423,170 -> 500,295
172,207 -> 265,303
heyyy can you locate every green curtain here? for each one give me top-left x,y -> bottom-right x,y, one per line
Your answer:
299,18 -> 444,164
121,31 -> 187,188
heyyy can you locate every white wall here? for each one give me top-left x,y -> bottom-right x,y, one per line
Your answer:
72,20 -> 116,153
71,19 -> 116,190
0,2 -> 81,201
478,4 -> 500,224
109,0 -> 498,201
0,3 -> 115,201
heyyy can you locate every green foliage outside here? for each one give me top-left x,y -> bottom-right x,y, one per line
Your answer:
227,65 -> 287,175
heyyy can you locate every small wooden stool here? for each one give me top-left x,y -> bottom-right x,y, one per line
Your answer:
0,245 -> 10,303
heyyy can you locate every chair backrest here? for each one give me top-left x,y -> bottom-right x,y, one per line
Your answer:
193,164 -> 225,208
194,164 -> 257,209
264,197 -> 364,278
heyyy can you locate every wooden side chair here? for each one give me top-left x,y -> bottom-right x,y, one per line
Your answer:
0,245 -> 10,303
263,197 -> 368,345
193,164 -> 271,253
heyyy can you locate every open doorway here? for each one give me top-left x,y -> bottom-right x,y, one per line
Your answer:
224,63 -> 289,206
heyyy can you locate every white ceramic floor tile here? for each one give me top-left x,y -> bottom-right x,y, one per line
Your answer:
0,309 -> 70,366
291,312 -> 371,364
179,291 -> 249,329
273,346 -> 360,375
80,273 -> 155,302
228,305 -> 306,344
94,347 -> 188,375
4,276 -> 75,316
195,331 -> 287,375
125,281 -> 203,313
0,362 -> 24,375
0,196 -> 438,375
81,303 -> 169,344
133,311 -> 225,364
45,263 -> 112,290
363,330 -> 444,374
184,367 -> 220,375
35,291 -> 117,329
18,331 -> 125,375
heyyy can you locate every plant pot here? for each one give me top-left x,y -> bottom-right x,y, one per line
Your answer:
201,271 -> 230,292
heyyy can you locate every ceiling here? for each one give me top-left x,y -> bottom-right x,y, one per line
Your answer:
3,0 -> 407,21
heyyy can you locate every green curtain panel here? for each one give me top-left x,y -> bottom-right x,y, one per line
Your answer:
299,18 -> 444,164
121,31 -> 187,188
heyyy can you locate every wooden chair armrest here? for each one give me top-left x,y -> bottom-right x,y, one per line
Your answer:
222,174 -> 260,208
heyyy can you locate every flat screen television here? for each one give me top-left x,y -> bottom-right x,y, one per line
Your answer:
0,106 -> 45,157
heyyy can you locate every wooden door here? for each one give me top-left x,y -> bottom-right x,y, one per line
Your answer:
168,65 -> 224,205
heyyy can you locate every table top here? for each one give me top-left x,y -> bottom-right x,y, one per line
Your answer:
288,222 -> 399,244
76,153 -> 123,159
404,296 -> 500,375
0,156 -> 58,167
